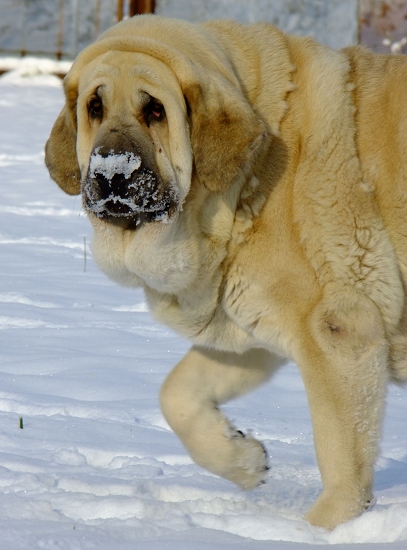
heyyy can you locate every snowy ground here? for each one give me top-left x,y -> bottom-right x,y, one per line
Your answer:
0,62 -> 406,549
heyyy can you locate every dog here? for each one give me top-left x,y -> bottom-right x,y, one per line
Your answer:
45,14 -> 407,529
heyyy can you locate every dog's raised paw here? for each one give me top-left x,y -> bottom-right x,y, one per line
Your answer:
228,431 -> 269,490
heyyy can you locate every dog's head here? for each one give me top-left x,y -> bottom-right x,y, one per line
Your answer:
45,16 -> 267,230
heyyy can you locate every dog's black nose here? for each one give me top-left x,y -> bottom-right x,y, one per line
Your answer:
88,149 -> 142,186
83,149 -> 142,216
93,171 -> 130,202
82,148 -> 179,225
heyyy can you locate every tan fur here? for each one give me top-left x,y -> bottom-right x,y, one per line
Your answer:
45,15 -> 407,529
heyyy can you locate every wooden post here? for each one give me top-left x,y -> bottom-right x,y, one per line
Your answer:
56,0 -> 65,60
117,0 -> 124,21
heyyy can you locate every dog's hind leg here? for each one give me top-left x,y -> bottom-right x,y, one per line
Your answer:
160,346 -> 281,490
388,309 -> 407,382
389,334 -> 407,381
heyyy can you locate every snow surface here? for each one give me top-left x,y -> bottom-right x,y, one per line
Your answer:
0,62 -> 406,549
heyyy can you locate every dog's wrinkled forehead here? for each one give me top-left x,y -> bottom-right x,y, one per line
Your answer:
77,51 -> 185,109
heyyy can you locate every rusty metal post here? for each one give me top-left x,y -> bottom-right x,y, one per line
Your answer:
129,0 -> 155,16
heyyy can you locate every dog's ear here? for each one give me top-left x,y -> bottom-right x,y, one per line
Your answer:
184,79 -> 268,192
45,89 -> 81,195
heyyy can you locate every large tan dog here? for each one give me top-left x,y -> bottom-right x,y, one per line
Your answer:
45,14 -> 407,529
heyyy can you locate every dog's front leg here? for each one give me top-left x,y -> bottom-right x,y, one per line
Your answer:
160,346 -> 281,490
296,295 -> 389,529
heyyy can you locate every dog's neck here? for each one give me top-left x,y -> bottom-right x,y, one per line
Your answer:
141,169 -> 267,351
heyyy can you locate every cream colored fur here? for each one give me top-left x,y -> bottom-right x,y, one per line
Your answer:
45,15 -> 407,530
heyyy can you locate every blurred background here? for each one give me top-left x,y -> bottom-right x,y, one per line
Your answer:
0,0 -> 406,68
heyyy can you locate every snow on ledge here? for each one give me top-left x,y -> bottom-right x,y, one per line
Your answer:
0,56 -> 72,86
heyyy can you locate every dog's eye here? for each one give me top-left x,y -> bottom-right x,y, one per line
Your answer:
88,97 -> 103,120
144,97 -> 166,126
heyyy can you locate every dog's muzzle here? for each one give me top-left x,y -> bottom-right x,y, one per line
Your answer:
82,148 -> 179,229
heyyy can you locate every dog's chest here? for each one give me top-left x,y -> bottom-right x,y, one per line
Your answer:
146,257 -> 293,357
145,267 -> 257,354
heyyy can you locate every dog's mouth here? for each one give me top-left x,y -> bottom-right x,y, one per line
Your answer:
82,149 -> 179,229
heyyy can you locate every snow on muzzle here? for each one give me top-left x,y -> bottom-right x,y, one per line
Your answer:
83,148 -> 179,228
